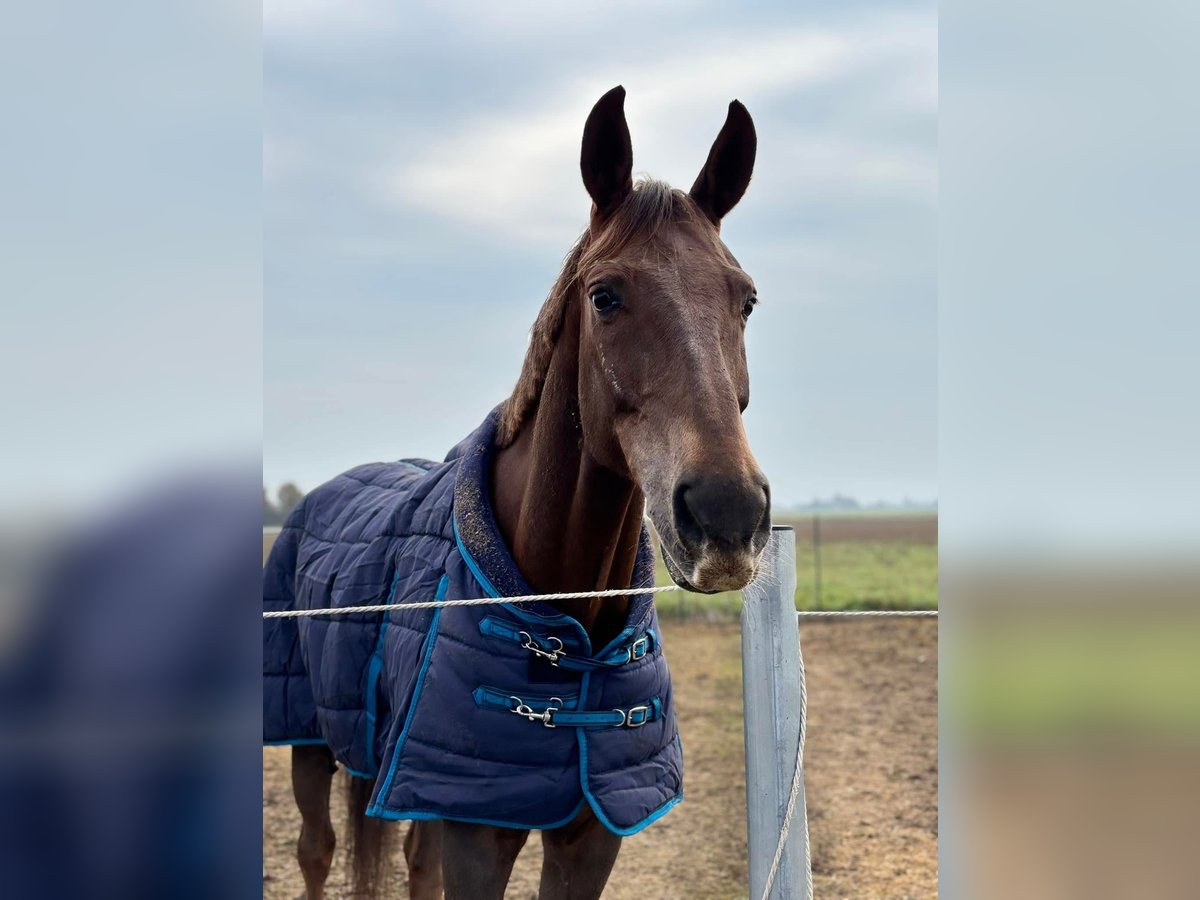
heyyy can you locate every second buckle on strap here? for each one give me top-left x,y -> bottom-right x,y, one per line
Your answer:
627,636 -> 650,662
614,704 -> 652,728
505,699 -> 658,730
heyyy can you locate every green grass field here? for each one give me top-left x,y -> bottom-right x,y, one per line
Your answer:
955,616 -> 1200,740
654,512 -> 939,617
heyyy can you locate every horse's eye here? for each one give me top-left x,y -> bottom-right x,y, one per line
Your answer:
742,295 -> 758,319
590,288 -> 621,315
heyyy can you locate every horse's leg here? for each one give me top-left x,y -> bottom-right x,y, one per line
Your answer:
291,744 -> 338,900
537,808 -> 622,900
403,820 -> 444,900
441,821 -> 529,899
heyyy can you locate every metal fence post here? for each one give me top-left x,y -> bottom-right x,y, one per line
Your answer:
742,526 -> 811,899
812,514 -> 822,610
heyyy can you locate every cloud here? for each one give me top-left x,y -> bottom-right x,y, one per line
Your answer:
263,135 -> 305,185
368,14 -> 936,248
263,0 -> 397,41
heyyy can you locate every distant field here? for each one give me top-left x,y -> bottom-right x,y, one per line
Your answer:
777,511 -> 937,544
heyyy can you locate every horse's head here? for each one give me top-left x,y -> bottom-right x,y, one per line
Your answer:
572,86 -> 771,593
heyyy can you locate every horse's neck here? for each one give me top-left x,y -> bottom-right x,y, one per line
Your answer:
491,308 -> 643,647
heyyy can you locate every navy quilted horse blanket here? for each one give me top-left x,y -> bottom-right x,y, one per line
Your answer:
263,409 -> 683,835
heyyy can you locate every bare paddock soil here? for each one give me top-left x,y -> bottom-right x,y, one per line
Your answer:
263,619 -> 938,899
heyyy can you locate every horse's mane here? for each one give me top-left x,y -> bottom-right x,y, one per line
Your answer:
497,179 -> 694,447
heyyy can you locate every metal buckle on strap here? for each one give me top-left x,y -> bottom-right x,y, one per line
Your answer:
519,631 -> 566,666
628,636 -> 650,661
615,704 -> 652,728
509,696 -> 562,728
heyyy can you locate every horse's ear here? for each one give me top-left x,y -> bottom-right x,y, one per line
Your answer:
581,85 -> 633,219
689,100 -> 757,226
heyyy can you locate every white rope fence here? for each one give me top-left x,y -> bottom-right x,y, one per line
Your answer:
262,584 -> 681,619
263,585 -> 938,621
762,642 -> 811,900
797,608 -> 938,618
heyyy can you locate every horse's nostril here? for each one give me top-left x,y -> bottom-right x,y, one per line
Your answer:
672,480 -> 705,548
673,474 -> 769,549
758,479 -> 772,531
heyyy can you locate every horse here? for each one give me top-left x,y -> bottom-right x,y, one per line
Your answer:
267,85 -> 770,899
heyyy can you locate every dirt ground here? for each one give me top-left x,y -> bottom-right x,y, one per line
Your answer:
263,619 -> 938,899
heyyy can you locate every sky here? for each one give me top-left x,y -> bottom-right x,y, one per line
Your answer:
2,2 -> 261,516
264,0 -> 938,507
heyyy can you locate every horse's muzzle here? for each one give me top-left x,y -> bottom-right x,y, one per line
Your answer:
667,472 -> 770,592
